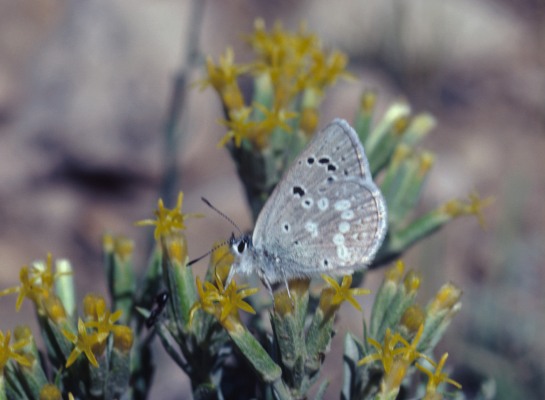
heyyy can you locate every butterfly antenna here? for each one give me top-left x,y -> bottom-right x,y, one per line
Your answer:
201,197 -> 243,235
187,239 -> 230,267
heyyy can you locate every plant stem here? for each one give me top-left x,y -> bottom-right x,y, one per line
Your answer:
160,0 -> 206,206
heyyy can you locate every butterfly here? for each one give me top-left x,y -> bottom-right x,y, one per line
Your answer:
226,119 -> 387,295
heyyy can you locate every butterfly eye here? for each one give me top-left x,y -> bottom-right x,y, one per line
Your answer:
237,240 -> 246,254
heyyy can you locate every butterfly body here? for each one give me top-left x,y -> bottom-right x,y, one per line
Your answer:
227,119 -> 387,292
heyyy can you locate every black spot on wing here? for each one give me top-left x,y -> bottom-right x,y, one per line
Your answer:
293,186 -> 305,197
318,157 -> 330,164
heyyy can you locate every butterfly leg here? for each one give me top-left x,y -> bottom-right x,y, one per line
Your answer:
280,267 -> 292,299
284,279 -> 292,299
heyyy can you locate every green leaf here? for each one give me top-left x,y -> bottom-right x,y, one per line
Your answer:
228,328 -> 282,383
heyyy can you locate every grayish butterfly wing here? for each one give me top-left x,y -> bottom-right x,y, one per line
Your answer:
252,118 -> 387,279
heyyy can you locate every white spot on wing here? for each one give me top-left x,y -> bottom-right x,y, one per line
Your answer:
339,221 -> 350,233
334,200 -> 351,211
317,198 -> 329,210
341,210 -> 355,220
305,221 -> 318,238
333,233 -> 344,245
337,245 -> 350,261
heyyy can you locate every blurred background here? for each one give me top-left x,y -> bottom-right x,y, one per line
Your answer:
0,0 -> 543,398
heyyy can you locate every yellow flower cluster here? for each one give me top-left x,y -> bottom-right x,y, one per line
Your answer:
0,253 -> 69,314
189,274 -> 258,333
359,325 -> 461,398
246,19 -> 350,101
200,19 -> 351,148
0,254 -> 134,370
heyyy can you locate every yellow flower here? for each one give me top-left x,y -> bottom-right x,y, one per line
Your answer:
33,253 -> 55,289
136,192 -> 202,240
396,324 -> 433,365
62,319 -> 108,368
83,294 -> 123,336
209,242 -> 235,284
0,329 -> 32,373
196,48 -> 248,112
112,325 -> 134,353
400,304 -> 426,334
321,274 -> 371,311
440,192 -> 493,228
359,326 -> 438,396
416,353 -> 462,397
219,103 -> 299,149
189,276 -> 221,325
385,260 -> 405,283
43,294 -> 68,323
217,107 -> 256,147
0,253 -> 68,312
112,236 -> 134,262
254,103 -> 297,132
241,103 -> 299,148
427,283 -> 462,315
304,50 -> 352,92
189,275 -> 258,331
0,266 -> 45,311
222,82 -> 246,112
198,47 -> 247,92
217,278 -> 259,323
357,328 -> 404,373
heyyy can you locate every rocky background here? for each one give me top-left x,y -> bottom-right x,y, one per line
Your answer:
0,0 -> 543,398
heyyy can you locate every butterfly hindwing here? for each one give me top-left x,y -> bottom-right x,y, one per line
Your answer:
252,119 -> 387,276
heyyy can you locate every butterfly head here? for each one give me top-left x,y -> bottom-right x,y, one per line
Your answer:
228,233 -> 256,276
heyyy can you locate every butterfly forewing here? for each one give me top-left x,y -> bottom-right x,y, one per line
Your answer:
252,119 -> 387,276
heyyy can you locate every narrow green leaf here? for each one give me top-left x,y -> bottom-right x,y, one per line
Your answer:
228,328 -> 282,383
